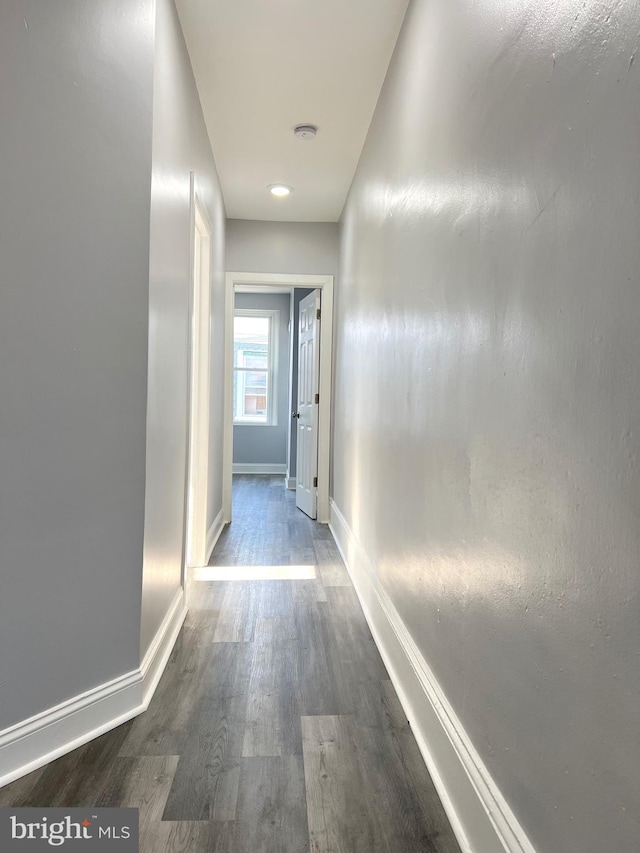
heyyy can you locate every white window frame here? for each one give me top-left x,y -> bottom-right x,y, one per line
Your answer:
233,308 -> 279,426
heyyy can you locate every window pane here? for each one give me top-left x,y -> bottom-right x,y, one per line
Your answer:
243,394 -> 267,417
243,370 -> 267,418
233,313 -> 273,423
234,315 -> 269,340
243,370 -> 267,390
233,314 -> 273,424
238,350 -> 268,369
234,316 -> 270,368
233,369 -> 269,421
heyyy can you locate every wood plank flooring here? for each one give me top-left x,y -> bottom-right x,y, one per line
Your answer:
0,475 -> 460,853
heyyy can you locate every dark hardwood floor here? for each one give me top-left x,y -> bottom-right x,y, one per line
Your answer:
0,475 -> 460,853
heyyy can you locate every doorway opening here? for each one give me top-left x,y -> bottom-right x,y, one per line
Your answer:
222,272 -> 334,525
184,180 -> 212,573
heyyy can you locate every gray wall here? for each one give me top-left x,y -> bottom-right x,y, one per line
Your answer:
225,220 -> 340,481
226,220 -> 339,276
0,1 -> 154,728
233,293 -> 291,466
141,0 -> 226,657
334,1 -> 640,852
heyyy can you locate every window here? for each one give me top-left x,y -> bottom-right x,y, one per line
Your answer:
233,310 -> 278,425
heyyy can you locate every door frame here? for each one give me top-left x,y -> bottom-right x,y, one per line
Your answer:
183,176 -> 212,576
223,272 -> 334,524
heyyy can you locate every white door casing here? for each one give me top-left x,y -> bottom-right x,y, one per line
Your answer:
223,272 -> 333,524
185,191 -> 211,569
295,290 -> 321,519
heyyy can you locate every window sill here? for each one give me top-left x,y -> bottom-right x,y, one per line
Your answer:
233,421 -> 278,427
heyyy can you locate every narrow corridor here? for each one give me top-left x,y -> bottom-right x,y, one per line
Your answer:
0,476 -> 460,852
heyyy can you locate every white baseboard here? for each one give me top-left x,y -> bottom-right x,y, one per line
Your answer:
329,500 -> 536,853
0,588 -> 187,790
285,477 -> 296,490
205,508 -> 225,564
0,671 -> 143,790
232,463 -> 286,474
140,588 -> 187,706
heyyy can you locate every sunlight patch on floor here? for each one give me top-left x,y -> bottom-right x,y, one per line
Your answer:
192,565 -> 317,581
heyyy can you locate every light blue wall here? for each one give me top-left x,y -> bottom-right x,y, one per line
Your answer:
233,293 -> 291,467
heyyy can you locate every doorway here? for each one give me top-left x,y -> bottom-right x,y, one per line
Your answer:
184,183 -> 212,570
223,272 -> 334,524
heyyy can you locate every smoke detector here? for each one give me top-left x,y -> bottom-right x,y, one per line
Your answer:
293,124 -> 318,140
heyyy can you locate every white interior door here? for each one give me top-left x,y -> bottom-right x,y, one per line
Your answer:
295,290 -> 320,518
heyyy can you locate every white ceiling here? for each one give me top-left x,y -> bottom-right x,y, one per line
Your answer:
175,0 -> 409,222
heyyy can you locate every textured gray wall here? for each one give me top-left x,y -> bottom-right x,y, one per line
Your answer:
0,1 -> 154,728
141,0 -> 226,657
334,1 -> 640,851
233,293 -> 291,466
226,220 -> 339,276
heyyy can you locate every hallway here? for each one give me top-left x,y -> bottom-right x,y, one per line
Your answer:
0,476 -> 460,853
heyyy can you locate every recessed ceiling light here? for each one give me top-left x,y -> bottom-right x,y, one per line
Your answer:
268,184 -> 292,197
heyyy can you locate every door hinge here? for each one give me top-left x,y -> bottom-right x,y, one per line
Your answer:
315,393 -> 320,404
316,308 -> 321,320
313,476 -> 318,488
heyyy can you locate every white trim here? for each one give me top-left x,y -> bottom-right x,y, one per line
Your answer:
222,275 -> 235,523
235,284 -> 292,294
139,588 -> 187,706
285,477 -> 296,490
0,591 -> 187,791
329,500 -> 537,853
206,507 -> 225,565
232,463 -> 287,475
184,178 -> 212,571
223,272 -> 333,524
0,672 -> 143,790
